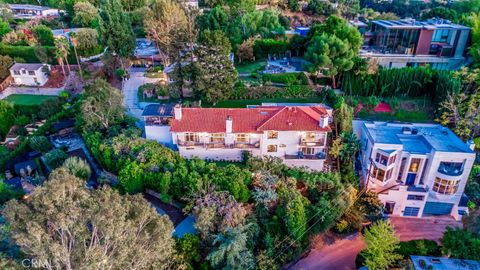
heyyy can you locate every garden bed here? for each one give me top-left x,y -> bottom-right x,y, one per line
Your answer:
353,97 -> 434,123
211,97 -> 327,108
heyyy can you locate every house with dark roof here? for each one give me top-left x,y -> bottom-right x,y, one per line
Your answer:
10,63 -> 51,86
143,104 -> 175,147
163,104 -> 332,170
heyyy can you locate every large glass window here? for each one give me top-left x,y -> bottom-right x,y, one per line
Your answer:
235,134 -> 249,143
267,131 -> 278,139
301,147 -> 315,155
373,167 -> 386,181
438,161 -> 463,176
409,158 -> 421,172
185,133 -> 199,142
267,145 -> 277,152
433,177 -> 460,195
210,133 -> 224,143
375,153 -> 389,166
432,29 -> 452,43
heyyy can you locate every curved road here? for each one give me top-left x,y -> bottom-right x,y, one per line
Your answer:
290,233 -> 365,270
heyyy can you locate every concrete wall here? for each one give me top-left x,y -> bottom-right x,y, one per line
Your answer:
0,87 -> 62,99
145,125 -> 174,147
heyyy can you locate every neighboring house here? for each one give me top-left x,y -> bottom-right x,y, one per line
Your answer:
10,63 -> 50,86
356,121 -> 475,221
143,104 -> 175,147
52,28 -> 81,40
7,4 -> 60,19
163,105 -> 332,170
360,18 -> 470,70
410,256 -> 480,270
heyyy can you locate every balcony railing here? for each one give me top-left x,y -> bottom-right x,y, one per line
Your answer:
285,152 -> 326,160
177,138 -> 260,149
299,138 -> 325,147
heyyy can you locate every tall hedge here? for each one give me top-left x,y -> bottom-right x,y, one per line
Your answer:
0,43 -> 54,63
342,66 -> 461,102
253,39 -> 288,59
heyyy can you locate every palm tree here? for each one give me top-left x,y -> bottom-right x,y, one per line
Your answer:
70,35 -> 84,81
339,132 -> 360,163
54,37 -> 70,75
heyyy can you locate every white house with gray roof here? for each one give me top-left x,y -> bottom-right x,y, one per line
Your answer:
356,121 -> 475,220
10,63 -> 50,86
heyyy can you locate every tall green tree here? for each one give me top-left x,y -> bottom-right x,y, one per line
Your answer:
99,0 -> 136,68
192,32 -> 237,103
360,220 -> 402,270
207,224 -> 255,270
32,25 -> 55,46
3,168 -> 177,270
144,0 -> 188,66
80,78 -> 125,131
441,227 -> 480,260
0,100 -> 15,139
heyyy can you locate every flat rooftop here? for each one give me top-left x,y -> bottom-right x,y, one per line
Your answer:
9,4 -> 55,11
364,122 -> 474,154
372,18 -> 470,30
410,256 -> 480,270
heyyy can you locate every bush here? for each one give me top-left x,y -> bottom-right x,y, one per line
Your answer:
139,83 -> 168,101
398,240 -> 441,258
32,25 -> 55,46
262,72 -> 308,85
44,149 -> 68,169
29,136 -> 52,153
231,85 -> 315,99
253,39 -> 288,59
62,156 -> 91,180
0,43 -> 55,63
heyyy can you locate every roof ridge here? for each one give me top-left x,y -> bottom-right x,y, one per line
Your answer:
256,106 -> 287,131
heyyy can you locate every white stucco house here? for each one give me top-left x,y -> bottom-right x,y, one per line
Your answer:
356,120 -> 476,221
145,104 -> 333,171
10,63 -> 50,86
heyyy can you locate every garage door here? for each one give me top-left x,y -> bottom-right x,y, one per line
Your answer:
422,202 -> 453,216
403,207 -> 420,217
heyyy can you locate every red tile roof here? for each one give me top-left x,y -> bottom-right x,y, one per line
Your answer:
170,106 -> 331,133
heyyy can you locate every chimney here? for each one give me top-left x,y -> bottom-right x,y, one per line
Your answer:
319,115 -> 329,128
174,104 -> 182,120
467,139 -> 476,151
226,116 -> 233,133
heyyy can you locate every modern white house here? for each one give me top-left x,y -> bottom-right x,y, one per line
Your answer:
356,121 -> 475,221
143,104 -> 175,147
145,104 -> 332,170
7,4 -> 60,19
10,63 -> 50,86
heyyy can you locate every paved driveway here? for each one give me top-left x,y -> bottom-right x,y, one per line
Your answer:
290,233 -> 365,270
389,216 -> 462,242
122,70 -> 160,120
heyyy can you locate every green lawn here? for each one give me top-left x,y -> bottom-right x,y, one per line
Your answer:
4,94 -> 58,106
357,109 -> 433,123
235,60 -> 267,74
210,97 -> 326,108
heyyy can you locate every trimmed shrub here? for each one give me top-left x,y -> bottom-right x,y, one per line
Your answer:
29,136 -> 52,153
0,43 -> 55,63
398,240 -> 441,258
262,72 -> 309,85
44,149 -> 68,170
62,157 -> 92,180
253,39 -> 288,59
